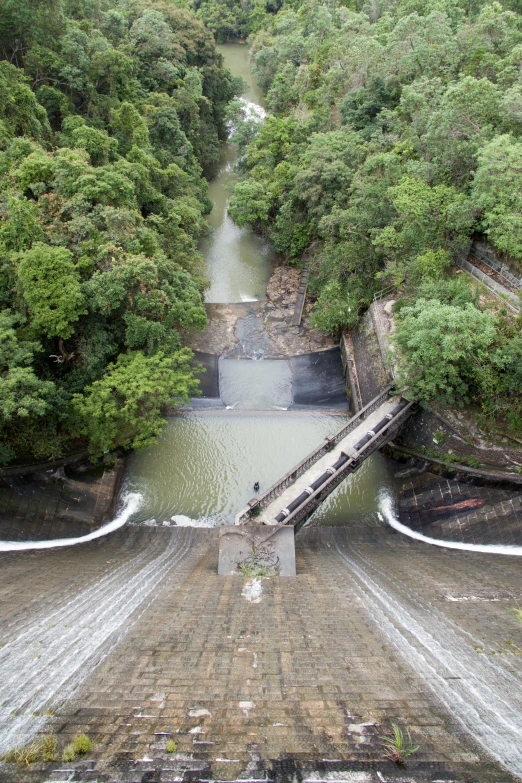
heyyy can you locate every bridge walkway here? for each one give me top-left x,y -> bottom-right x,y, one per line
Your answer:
235,387 -> 415,531
258,397 -> 400,525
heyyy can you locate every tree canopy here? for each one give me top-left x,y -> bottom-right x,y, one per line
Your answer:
0,0 -> 241,463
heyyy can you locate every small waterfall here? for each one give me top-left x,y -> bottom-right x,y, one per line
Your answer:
0,491 -> 142,552
380,494 -> 522,557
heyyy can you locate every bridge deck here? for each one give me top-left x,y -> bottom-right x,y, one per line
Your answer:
258,398 -> 398,525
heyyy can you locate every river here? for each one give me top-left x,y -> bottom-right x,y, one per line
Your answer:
123,43 -> 395,530
200,45 -> 275,303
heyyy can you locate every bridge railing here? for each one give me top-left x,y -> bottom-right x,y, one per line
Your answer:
280,399 -> 415,531
235,384 -> 394,525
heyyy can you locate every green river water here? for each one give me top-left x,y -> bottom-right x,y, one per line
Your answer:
123,44 -> 394,529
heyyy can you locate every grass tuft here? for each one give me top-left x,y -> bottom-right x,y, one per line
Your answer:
71,733 -> 93,754
379,723 -> 419,765
41,734 -> 58,762
62,744 -> 76,763
4,741 -> 42,766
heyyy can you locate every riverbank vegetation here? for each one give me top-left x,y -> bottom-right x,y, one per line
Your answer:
228,0 -> 522,431
0,0 -> 240,464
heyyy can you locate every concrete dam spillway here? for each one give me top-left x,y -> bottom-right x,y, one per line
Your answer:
1,43 -> 522,783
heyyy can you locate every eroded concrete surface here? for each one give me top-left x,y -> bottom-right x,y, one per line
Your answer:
1,526 -> 521,782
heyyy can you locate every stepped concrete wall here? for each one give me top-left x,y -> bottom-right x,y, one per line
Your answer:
0,460 -> 124,541
1,526 -> 521,782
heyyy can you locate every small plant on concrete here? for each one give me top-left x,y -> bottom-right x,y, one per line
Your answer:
379,723 -> 419,765
165,739 -> 177,753
237,544 -> 279,578
71,733 -> 93,754
3,740 -> 42,766
41,733 -> 58,762
62,744 -> 76,762
510,606 -> 522,624
238,560 -> 277,578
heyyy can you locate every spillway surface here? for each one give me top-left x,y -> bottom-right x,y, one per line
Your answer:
2,526 -> 521,782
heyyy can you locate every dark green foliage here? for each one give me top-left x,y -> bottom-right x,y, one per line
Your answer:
0,0 -> 240,463
228,0 -> 521,426
193,0 -> 281,43
73,349 -> 200,456
394,299 -> 497,404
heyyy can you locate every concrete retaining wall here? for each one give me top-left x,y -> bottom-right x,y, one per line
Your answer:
339,334 -> 361,412
0,459 -> 125,541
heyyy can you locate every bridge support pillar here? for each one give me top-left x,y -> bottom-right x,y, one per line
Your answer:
218,524 -> 296,576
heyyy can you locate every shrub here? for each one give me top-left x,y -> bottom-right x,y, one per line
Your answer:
62,744 -> 76,762
41,733 -> 58,762
72,733 -> 93,754
165,739 -> 177,753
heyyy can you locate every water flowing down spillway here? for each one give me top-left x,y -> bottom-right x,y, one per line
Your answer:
381,495 -> 522,557
0,527 -> 195,753
333,512 -> 522,776
0,493 -> 142,553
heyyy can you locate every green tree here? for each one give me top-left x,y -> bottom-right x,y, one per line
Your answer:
73,349 -> 199,456
394,299 -> 497,403
0,61 -> 50,142
0,310 -> 58,463
18,243 -> 86,339
471,134 -> 522,258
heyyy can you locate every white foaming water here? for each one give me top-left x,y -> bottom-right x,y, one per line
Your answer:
0,492 -> 142,552
228,98 -> 266,136
380,494 -> 522,557
170,514 -> 216,528
0,525 -> 194,752
240,98 -> 266,121
328,497 -> 522,778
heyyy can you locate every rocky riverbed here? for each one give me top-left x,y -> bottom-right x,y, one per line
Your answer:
181,265 -> 336,358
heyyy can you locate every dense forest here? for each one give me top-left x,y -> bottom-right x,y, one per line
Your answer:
228,0 -> 522,432
1,0 -> 521,469
0,0 -> 241,464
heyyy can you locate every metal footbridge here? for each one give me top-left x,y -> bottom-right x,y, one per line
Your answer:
219,387 -> 415,574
